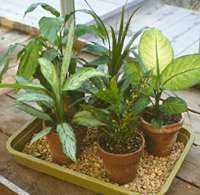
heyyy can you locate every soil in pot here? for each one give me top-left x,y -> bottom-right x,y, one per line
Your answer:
97,133 -> 144,184
23,128 -> 185,194
141,109 -> 183,156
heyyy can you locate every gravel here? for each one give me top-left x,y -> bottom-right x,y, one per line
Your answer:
23,129 -> 184,194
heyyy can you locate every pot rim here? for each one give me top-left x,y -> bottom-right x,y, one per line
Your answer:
97,132 -> 145,157
141,117 -> 184,133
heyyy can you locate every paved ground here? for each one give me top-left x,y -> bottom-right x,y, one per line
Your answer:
0,26 -> 200,195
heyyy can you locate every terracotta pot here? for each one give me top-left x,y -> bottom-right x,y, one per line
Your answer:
63,96 -> 75,119
97,133 -> 144,184
140,117 -> 183,156
44,122 -> 86,164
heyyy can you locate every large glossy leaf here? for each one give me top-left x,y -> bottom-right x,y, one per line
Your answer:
16,102 -> 52,121
56,123 -> 76,162
24,3 -> 60,17
161,54 -> 200,90
61,23 -> 74,86
39,17 -> 62,43
17,92 -> 54,106
30,127 -> 52,144
38,58 -> 59,94
160,97 -> 187,115
73,111 -> 106,128
139,28 -> 173,74
17,39 -> 42,79
63,68 -> 106,91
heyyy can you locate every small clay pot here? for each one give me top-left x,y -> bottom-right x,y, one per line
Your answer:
45,122 -> 86,164
97,133 -> 145,184
140,117 -> 183,157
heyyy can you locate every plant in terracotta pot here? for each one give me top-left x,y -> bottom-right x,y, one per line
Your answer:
0,24 -> 106,164
73,66 -> 150,184
137,28 -> 200,156
0,2 -> 100,116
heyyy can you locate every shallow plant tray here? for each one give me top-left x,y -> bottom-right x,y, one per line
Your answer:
6,118 -> 194,195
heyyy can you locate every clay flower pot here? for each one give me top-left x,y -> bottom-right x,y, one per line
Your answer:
97,133 -> 145,184
140,117 -> 183,157
44,122 -> 86,164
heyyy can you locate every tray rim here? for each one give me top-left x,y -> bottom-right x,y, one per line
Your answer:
6,118 -> 195,195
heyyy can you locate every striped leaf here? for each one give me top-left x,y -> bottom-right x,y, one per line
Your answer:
63,68 -> 106,91
16,102 -> 53,122
31,127 -> 52,144
56,123 -> 76,162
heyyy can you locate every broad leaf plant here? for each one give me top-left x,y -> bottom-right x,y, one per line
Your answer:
138,28 -> 200,127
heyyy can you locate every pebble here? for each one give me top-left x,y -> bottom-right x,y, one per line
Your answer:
23,129 -> 184,194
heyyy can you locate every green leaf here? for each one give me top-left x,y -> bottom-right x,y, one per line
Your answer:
61,23 -> 75,86
42,48 -> 59,61
56,123 -> 76,162
17,39 -> 42,79
139,28 -> 173,74
96,77 -> 123,115
0,44 -> 21,82
81,43 -> 108,56
24,3 -> 60,17
30,127 -> 52,144
161,54 -> 200,90
131,96 -> 150,114
160,97 -> 187,114
80,104 -> 113,128
79,9 -> 108,42
17,92 -> 54,106
124,62 -> 143,86
0,82 -> 45,92
63,68 -> 106,91
38,58 -> 59,94
75,24 -> 98,37
73,111 -> 106,128
16,102 -> 52,121
39,17 -> 62,43
151,118 -> 163,129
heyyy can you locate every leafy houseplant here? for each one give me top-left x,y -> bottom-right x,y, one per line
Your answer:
73,69 -> 149,184
137,28 -> 200,156
0,24 -> 106,163
0,2 -> 99,115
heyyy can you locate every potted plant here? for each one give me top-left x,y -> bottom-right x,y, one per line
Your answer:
137,28 -> 200,156
73,60 -> 150,184
0,24 -> 106,164
0,2 -> 99,116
